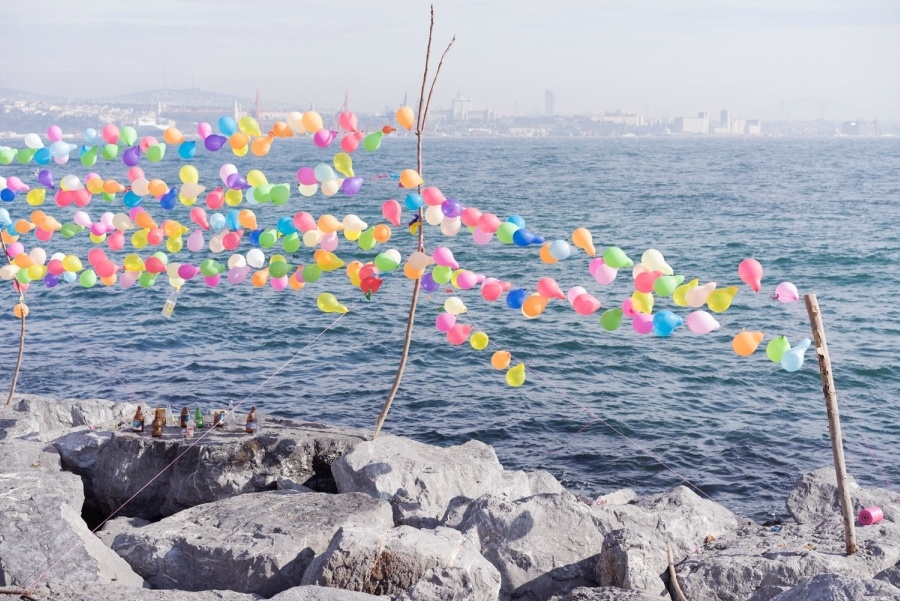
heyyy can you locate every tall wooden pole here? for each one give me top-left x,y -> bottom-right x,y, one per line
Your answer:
804,293 -> 857,555
1,237 -> 26,405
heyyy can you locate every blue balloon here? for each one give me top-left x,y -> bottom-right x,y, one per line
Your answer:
652,310 -> 684,337
507,215 -> 526,228
218,116 -> 237,136
159,189 -> 178,210
178,141 -> 197,160
276,216 -> 297,235
405,193 -> 424,210
0,208 -> 10,225
225,209 -> 241,230
62,271 -> 77,283
421,273 -> 439,292
123,190 -> 143,208
83,128 -> 99,145
1,189 -> 15,202
209,213 -> 226,232
512,228 -> 536,247
248,229 -> 262,247
781,338 -> 811,372
34,148 -> 52,165
506,288 -> 528,310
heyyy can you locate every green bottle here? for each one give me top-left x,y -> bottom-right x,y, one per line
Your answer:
194,407 -> 204,428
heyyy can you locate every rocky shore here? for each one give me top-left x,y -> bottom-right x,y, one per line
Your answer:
1,394 -> 898,600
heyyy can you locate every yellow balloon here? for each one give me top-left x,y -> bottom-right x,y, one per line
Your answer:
247,169 -> 268,187
470,331 -> 489,350
232,144 -> 249,157
346,261 -> 363,287
131,230 -> 148,249
631,291 -> 654,314
238,116 -> 262,137
301,111 -> 324,134
166,236 -> 183,253
26,189 -> 46,206
164,221 -> 185,237
89,232 -> 106,244
317,292 -> 348,314
61,255 -> 83,272
315,251 -> 344,272
707,286 -> 738,313
123,254 -> 144,272
179,194 -> 198,206
333,153 -> 354,177
506,363 -> 526,387
733,331 -> 764,357
343,228 -> 361,241
673,278 -> 699,307
224,189 -> 243,206
26,264 -> 45,280
179,165 -> 199,184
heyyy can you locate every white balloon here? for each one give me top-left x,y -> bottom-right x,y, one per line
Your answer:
24,133 -> 43,149
246,248 -> 265,269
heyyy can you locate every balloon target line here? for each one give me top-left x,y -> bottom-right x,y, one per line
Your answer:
20,297 -> 361,592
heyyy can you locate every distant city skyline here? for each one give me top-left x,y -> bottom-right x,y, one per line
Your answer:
3,1 -> 899,120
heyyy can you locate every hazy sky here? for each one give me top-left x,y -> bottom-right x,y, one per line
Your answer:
4,0 -> 899,119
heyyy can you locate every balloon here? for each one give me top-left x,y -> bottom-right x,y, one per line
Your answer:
630,291 -> 654,314
47,125 -> 62,142
238,116 -> 262,136
673,278 -> 699,307
733,331 -> 765,356
101,124 -> 119,144
421,273 -> 439,292
781,338 -> 811,372
591,259 -> 618,285
686,282 -> 716,308
496,222 -> 519,244
432,246 -> 458,268
707,286 -> 738,313
536,277 -> 565,300
197,122 -> 212,139
341,177 -> 364,196
738,258 -> 763,292
572,228 -> 595,256
24,133 -> 43,149
549,240 -> 571,260
178,141 -> 197,160
653,274 -> 684,297
205,134 -> 227,151
447,324 -> 473,346
435,312 -> 456,332
218,116 -> 237,136
37,169 -> 55,189
634,270 -> 662,294
773,282 -> 799,303
506,288 -> 527,310
600,308 -> 623,331
313,129 -> 336,148
301,111 -> 324,133
603,247 -> 633,269
632,313 -> 654,335
444,296 -> 467,315
470,332 -> 489,350
286,112 -> 305,133
480,279 -> 503,301
382,199 -> 402,226
766,335 -> 791,363
652,310 -> 683,336
317,292 -> 348,314
686,310 -> 720,334
334,152 -> 354,177
491,351 -> 511,370
396,106 -> 415,130
505,363 -> 526,387
573,293 -> 602,316
566,286 -> 587,305
363,131 -> 383,152
641,249 -> 673,275
399,169 -> 423,189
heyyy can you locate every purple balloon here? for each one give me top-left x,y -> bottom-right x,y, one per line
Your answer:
44,273 -> 59,288
37,169 -> 54,189
441,198 -> 463,218
226,173 -> 249,190
204,134 -> 227,152
122,146 -> 141,167
177,264 -> 198,280
421,273 -> 439,292
341,177 -> 364,196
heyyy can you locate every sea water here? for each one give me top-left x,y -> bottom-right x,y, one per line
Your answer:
2,135 -> 898,522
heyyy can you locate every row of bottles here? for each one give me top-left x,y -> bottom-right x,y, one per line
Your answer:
132,404 -> 258,438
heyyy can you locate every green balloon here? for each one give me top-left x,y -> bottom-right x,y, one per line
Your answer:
16,148 -> 36,164
269,260 -> 289,278
766,335 -> 791,363
357,228 -> 376,250
302,264 -> 322,283
600,308 -> 623,331
102,191 -> 116,202
79,269 -> 98,288
282,232 -> 300,253
496,222 -> 519,244
120,126 -> 138,147
138,272 -> 158,288
146,143 -> 166,163
432,265 -> 452,284
363,131 -> 383,152
15,269 -> 32,284
0,148 -> 16,164
81,146 -> 98,167
254,184 -> 273,202
101,143 -> 119,161
270,184 -> 290,205
603,247 -> 633,269
653,274 -> 685,297
199,259 -> 218,276
60,223 -> 84,238
374,254 -> 399,272
259,229 -> 277,248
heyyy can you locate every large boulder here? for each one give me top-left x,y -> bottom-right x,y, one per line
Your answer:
269,586 -> 384,600
770,573 -> 900,600
302,525 -> 500,599
677,517 -> 900,601
549,587 -> 672,601
67,421 -> 368,520
33,581 -> 255,601
107,491 -> 393,597
878,562 -> 900,588
0,439 -> 144,588
786,466 -> 900,525
0,394 -> 137,442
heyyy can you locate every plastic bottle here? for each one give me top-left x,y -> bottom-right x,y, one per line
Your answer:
246,406 -> 257,434
161,289 -> 179,318
165,404 -> 174,426
194,406 -> 204,428
132,406 -> 145,433
228,400 -> 235,426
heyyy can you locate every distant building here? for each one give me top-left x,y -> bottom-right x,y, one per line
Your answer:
450,94 -> 472,121
746,120 -> 762,135
720,109 -> 732,127
597,110 -> 644,127
841,119 -> 878,136
545,90 -> 555,117
673,112 -> 709,134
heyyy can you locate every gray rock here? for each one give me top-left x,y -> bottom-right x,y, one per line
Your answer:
0,439 -> 144,588
276,476 -> 314,493
109,491 -> 392,597
332,436 -> 509,528
77,421 -> 367,520
269,586 -> 385,600
786,467 -> 900,525
4,394 -> 137,442
549,586 -> 670,600
596,529 -> 669,598
456,492 -> 608,600
770,573 -> 900,600
96,515 -> 150,548
33,580 -> 257,600
877,562 -> 900,588
592,489 -> 638,508
302,525 -> 500,599
677,517 -> 900,601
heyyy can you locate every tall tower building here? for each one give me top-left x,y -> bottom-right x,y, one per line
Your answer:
545,90 -> 555,116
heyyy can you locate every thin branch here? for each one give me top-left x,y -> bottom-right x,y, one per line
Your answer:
415,5 -> 435,134
667,543 -> 689,601
421,36 -> 456,136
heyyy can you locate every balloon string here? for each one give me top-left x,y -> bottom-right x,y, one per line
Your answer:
21,297 -> 361,592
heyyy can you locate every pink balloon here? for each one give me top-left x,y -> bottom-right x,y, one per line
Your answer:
5,242 -> 24,257
481,279 -> 503,302
205,274 -> 221,287
101,124 -> 119,144
35,228 -> 53,242
460,207 -> 483,228
592,259 -> 618,285
381,199 -> 402,227
773,282 -> 799,303
87,248 -> 107,267
47,125 -> 63,142
622,298 -> 637,318
477,213 -> 501,233
435,312 -> 456,332
178,264 -> 199,280
205,188 -> 224,210
187,230 -> 205,252
139,136 -> 157,152
320,232 -> 338,252
738,258 -> 763,292
190,207 -> 210,230
227,266 -> 249,285
634,270 -> 661,293
432,246 -> 458,269
5,176 -> 28,192
313,129 -> 336,148
456,271 -> 479,290
446,324 -> 473,345
472,227 -> 493,245
107,230 -> 125,251
196,122 -> 212,139
127,167 -> 145,182
270,275 -> 288,291
573,293 -> 602,315
422,186 -> 445,206
340,134 -> 360,153
632,313 -> 654,334
119,272 -> 137,288
338,111 -> 358,132
686,310 -> 720,334
73,211 -> 92,227
588,258 -> 605,276
293,211 -> 317,232
536,277 -> 565,300
566,286 -> 587,305
53,154 -> 69,165
297,167 -> 317,186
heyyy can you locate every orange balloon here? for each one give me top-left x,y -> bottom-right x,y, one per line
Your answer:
491,350 -> 511,370
13,253 -> 33,268
238,209 -> 257,230
396,106 -> 415,130
301,111 -> 324,134
539,242 -> 558,264
1,230 -> 18,244
14,219 -> 34,234
288,271 -> 305,290
250,135 -> 273,156
373,224 -> 391,243
271,122 -> 292,137
399,169 -> 423,189
251,269 -> 269,287
147,179 -> 168,197
404,263 -> 424,280
134,212 -> 157,230
229,132 -> 249,149
30,210 -> 48,229
346,261 -> 362,286
163,127 -> 184,144
317,214 -> 343,234
103,179 -> 124,195
86,178 -> 105,194
13,302 -> 29,319
100,274 -> 117,286
521,294 -> 550,319
572,227 -> 596,256
732,331 -> 765,357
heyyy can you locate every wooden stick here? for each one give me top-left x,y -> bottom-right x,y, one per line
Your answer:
667,543 -> 688,601
0,237 -> 26,406
373,6 -> 454,438
804,293 -> 857,555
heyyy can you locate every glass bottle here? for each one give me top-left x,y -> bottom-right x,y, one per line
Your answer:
194,406 -> 204,428
245,406 -> 257,434
180,407 -> 188,428
132,406 -> 145,433
151,414 -> 163,438
165,404 -> 174,426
